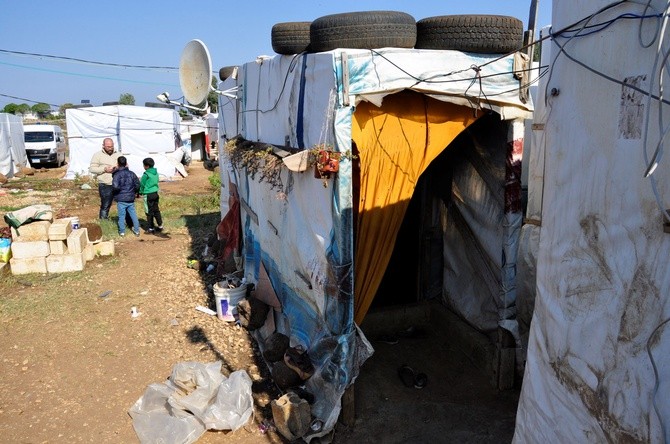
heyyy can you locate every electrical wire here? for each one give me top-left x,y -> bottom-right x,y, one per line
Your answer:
0,48 -> 178,71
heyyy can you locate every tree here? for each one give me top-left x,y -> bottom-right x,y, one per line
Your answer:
59,103 -> 75,115
207,76 -> 218,113
119,93 -> 135,105
16,103 -> 30,115
2,103 -> 18,114
32,102 -> 51,118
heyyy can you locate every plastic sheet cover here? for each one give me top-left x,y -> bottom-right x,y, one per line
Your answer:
515,6 -> 670,442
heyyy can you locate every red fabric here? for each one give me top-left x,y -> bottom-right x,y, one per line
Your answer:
216,198 -> 241,265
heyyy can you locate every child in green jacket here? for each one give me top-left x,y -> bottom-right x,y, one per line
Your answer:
139,158 -> 163,233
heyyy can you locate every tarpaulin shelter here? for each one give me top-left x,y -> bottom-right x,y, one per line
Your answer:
217,47 -> 533,439
0,113 -> 28,177
65,105 -> 184,180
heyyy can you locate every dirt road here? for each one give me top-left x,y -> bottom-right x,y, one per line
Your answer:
0,165 -> 285,443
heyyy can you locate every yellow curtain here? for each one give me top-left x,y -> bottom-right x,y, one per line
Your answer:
352,91 -> 480,324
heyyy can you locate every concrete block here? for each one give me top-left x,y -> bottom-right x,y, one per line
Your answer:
93,241 -> 115,256
11,221 -> 50,242
46,252 -> 85,273
10,241 -> 50,259
9,257 -> 47,275
66,228 -> 89,254
49,240 -> 68,255
271,392 -> 311,441
48,218 -> 72,240
84,243 -> 95,262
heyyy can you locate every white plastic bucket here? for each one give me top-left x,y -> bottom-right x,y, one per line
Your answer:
213,282 -> 247,321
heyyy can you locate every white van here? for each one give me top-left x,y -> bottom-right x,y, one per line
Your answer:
23,124 -> 66,167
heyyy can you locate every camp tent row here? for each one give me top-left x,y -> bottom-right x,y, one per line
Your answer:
216,46 -> 533,439
0,112 -> 28,178
64,105 -> 187,180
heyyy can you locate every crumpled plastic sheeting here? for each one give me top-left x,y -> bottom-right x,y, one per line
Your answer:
128,362 -> 253,444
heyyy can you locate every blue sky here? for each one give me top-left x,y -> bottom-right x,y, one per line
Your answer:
0,1 -> 551,110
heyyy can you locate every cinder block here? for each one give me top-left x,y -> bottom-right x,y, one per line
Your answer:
271,392 -> 311,441
66,228 -> 89,254
49,240 -> 68,255
9,257 -> 47,275
11,221 -> 50,242
48,219 -> 72,241
46,252 -> 85,273
10,241 -> 50,259
93,241 -> 115,256
84,243 -> 95,262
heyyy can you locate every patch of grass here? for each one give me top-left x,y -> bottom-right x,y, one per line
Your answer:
98,218 -> 121,239
0,205 -> 23,212
0,272 -> 91,321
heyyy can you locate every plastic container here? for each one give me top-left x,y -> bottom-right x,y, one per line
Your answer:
71,217 -> 80,230
213,282 -> 247,321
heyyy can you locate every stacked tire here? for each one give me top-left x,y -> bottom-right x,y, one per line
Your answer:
416,15 -> 523,54
269,12 -> 523,55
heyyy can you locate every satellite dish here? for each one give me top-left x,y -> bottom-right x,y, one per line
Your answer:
179,39 -> 212,107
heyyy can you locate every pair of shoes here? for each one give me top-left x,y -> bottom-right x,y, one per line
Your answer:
397,365 -> 428,389
133,230 -> 140,237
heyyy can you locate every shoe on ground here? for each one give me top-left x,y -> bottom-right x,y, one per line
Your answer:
284,346 -> 315,381
144,228 -> 155,234
376,334 -> 398,345
119,232 -> 125,237
133,230 -> 140,237
414,372 -> 428,389
155,226 -> 163,232
398,365 -> 415,388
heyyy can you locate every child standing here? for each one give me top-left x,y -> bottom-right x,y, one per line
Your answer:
139,157 -> 163,234
112,156 -> 141,237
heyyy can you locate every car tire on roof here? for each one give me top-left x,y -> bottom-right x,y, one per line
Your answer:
271,22 -> 312,55
144,102 -> 175,109
309,11 -> 416,53
415,15 -> 523,54
218,66 -> 239,81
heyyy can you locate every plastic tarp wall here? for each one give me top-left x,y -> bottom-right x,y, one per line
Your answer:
517,28 -> 552,363
222,48 -> 532,440
65,105 -> 181,180
439,115 -> 521,333
515,2 -> 670,442
0,113 -> 27,177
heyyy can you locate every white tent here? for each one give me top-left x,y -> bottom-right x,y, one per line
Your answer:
0,113 -> 28,177
65,105 -> 184,180
515,1 -> 670,442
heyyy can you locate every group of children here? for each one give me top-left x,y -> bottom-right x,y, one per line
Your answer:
111,156 -> 163,237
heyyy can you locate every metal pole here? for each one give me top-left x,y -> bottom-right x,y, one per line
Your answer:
526,0 -> 540,61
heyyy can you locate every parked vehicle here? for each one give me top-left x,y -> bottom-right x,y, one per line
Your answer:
23,124 -> 66,167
